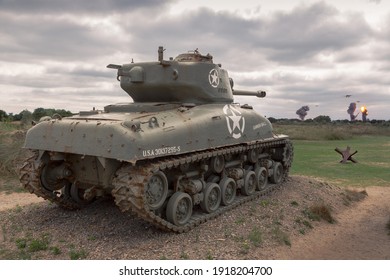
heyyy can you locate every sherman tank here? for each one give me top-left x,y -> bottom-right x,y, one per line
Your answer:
20,47 -> 293,233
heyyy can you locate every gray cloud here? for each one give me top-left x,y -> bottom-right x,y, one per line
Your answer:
0,12 -> 120,63
121,2 -> 374,69
0,1 -> 389,120
250,2 -> 373,64
0,0 -> 174,14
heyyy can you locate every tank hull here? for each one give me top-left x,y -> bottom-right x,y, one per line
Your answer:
20,103 -> 292,233
24,103 -> 275,163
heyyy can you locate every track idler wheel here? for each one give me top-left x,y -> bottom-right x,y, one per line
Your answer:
145,171 -> 169,210
210,155 -> 225,173
166,192 -> 193,226
219,177 -> 236,206
241,170 -> 256,196
200,182 -> 221,213
255,166 -> 268,190
270,162 -> 284,184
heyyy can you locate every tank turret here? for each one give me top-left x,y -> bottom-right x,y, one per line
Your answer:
20,47 -> 293,233
107,46 -> 266,104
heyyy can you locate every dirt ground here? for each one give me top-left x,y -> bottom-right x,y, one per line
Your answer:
271,185 -> 390,259
0,192 -> 43,211
0,175 -> 389,260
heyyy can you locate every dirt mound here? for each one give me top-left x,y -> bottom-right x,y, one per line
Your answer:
0,175 -> 389,260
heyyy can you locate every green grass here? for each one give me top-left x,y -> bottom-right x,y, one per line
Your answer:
272,226 -> 291,246
180,250 -> 189,260
68,244 -> 88,260
0,123 -> 27,179
69,249 -> 88,260
274,122 -> 390,140
248,227 -> 263,247
205,251 -> 214,260
0,180 -> 26,194
0,122 -> 22,132
15,234 -> 51,252
290,136 -> 390,188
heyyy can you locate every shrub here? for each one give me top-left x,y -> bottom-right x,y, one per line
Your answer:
304,203 -> 335,224
342,189 -> 368,206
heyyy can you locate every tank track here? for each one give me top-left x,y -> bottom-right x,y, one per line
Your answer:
112,138 -> 293,233
19,152 -> 81,210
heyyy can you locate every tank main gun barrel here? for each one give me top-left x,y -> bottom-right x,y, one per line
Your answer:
233,90 -> 266,98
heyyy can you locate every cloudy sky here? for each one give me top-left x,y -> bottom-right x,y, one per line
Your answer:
1,0 -> 389,120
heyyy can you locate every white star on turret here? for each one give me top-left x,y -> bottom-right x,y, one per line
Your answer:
208,69 -> 219,87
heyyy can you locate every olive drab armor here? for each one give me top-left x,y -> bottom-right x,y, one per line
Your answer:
20,47 -> 293,232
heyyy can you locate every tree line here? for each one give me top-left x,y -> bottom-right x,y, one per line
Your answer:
0,108 -> 73,124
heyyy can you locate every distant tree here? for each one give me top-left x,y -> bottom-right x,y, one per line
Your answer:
20,109 -> 33,127
8,113 -> 14,121
32,107 -> 47,121
54,109 -> 73,118
1,108 -> 74,123
0,109 -> 8,121
32,108 -> 73,121
313,115 -> 331,123
268,117 -> 277,123
12,112 -> 23,121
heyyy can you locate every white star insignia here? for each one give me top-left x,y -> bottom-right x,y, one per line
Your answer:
228,110 -> 242,131
208,69 -> 219,87
223,105 -> 246,139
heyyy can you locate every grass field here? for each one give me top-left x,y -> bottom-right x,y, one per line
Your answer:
0,123 -> 27,180
273,123 -> 390,188
290,136 -> 390,188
